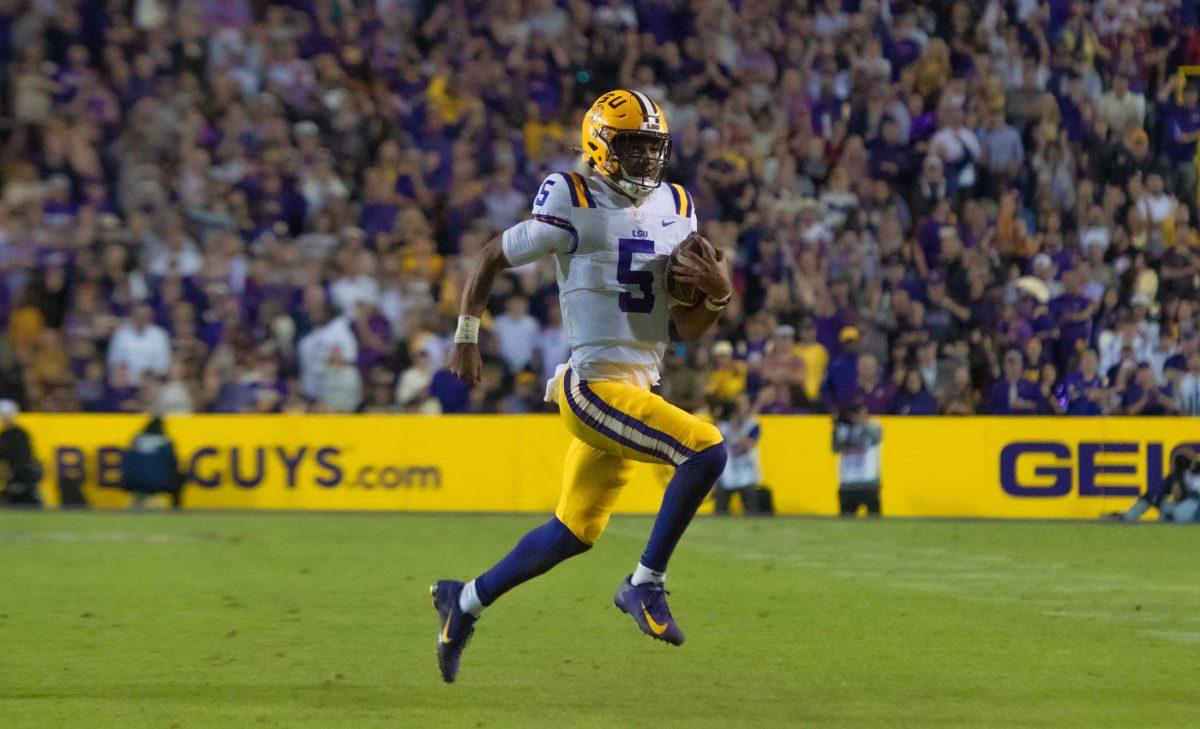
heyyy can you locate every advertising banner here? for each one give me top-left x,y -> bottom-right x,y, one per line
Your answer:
19,414 -> 1199,519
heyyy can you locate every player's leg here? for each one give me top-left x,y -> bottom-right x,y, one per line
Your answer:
561,369 -> 725,576
471,438 -> 631,605
430,438 -> 629,682
560,368 -> 725,645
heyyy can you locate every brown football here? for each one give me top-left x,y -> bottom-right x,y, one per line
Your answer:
665,233 -> 711,306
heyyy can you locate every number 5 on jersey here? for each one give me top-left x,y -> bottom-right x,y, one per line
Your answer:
617,238 -> 655,313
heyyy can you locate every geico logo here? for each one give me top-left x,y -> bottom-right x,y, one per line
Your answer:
52,445 -> 441,490
999,441 -> 1200,497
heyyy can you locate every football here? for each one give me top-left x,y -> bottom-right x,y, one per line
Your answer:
666,232 -> 712,306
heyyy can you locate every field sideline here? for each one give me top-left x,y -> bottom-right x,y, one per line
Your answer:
0,511 -> 1195,728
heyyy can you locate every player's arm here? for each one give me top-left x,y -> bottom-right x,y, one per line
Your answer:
669,242 -> 732,341
448,174 -> 577,384
671,301 -> 722,342
446,236 -> 510,385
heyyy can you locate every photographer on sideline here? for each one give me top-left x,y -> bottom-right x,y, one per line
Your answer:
1115,447 -> 1200,522
832,400 -> 883,516
121,416 -> 184,509
0,400 -> 43,507
713,394 -> 763,515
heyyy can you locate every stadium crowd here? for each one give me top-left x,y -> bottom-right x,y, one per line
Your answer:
1,0 -> 1199,417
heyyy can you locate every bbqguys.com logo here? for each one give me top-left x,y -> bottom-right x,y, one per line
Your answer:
53,444 -> 441,491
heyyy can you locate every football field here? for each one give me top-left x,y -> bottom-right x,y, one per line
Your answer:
1,511 -> 1195,728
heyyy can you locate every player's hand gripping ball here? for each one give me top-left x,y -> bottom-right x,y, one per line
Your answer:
666,233 -> 724,306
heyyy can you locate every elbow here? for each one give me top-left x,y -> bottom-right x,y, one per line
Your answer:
482,237 -> 511,271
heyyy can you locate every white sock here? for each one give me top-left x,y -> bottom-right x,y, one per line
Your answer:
458,580 -> 483,617
631,563 -> 665,586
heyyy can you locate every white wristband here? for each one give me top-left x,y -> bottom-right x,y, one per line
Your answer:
704,293 -> 731,312
454,315 -> 480,344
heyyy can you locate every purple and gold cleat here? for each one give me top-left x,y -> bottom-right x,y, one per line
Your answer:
430,580 -> 476,683
613,576 -> 685,646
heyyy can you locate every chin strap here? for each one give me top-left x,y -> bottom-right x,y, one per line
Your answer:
613,176 -> 655,200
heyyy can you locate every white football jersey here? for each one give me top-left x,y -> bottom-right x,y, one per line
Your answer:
501,170 -> 697,388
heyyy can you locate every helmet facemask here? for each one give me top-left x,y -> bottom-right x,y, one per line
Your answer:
606,130 -> 672,199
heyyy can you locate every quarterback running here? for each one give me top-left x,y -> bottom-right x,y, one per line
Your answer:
431,89 -> 732,682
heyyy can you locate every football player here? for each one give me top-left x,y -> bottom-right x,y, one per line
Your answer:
431,89 -> 732,682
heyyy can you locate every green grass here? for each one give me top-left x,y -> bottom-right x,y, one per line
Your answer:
0,512 -> 1196,728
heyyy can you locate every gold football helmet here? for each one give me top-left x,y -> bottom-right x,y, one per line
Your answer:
581,89 -> 671,199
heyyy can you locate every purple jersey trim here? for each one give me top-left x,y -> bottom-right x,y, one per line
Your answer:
532,213 -> 579,254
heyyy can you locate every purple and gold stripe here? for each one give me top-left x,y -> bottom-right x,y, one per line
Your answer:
560,171 -> 594,209
630,89 -> 662,121
627,88 -> 652,116
532,213 -> 579,253
563,369 -> 693,466
628,90 -> 663,126
578,380 -> 695,461
563,369 -> 675,463
560,171 -> 582,207
669,183 -> 692,218
575,173 -> 596,207
559,369 -> 667,460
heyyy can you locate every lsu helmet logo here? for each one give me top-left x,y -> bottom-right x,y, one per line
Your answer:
581,90 -> 672,199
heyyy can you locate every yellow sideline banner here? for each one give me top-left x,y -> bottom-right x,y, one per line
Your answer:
23,414 -> 677,513
874,417 -> 1199,519
20,415 -> 1199,518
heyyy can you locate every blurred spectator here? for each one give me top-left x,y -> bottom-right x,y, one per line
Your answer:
535,305 -> 570,381
894,369 -> 939,416
937,363 -> 980,415
120,416 -> 183,509
1116,447 -> 1200,523
0,0 -> 1195,418
1062,348 -> 1109,416
1118,363 -> 1176,416
493,295 -> 539,374
987,350 -> 1047,415
0,400 -> 42,507
107,304 -> 170,386
1176,353 -> 1200,416
713,394 -> 762,516
501,372 -> 546,414
792,320 -> 828,401
1097,75 -> 1146,132
319,347 -> 363,414
831,401 -> 882,517
297,308 -> 357,403
823,327 -> 862,409
430,367 -> 471,414
854,354 -> 894,415
154,360 -> 195,415
397,344 -> 440,414
706,340 -> 746,411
